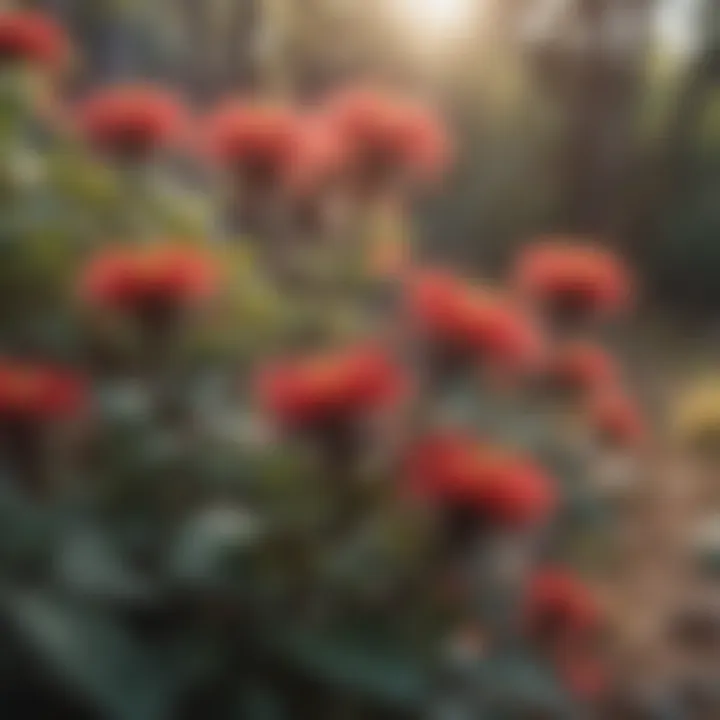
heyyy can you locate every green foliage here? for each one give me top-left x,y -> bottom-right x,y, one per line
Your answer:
2,592 -> 180,720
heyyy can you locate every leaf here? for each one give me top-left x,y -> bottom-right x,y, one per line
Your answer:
167,505 -> 265,590
48,149 -> 122,210
1,592 -> 179,720
473,654 -> 573,718
149,178 -> 211,239
55,524 -> 156,603
267,623 -> 428,711
0,475 -> 58,572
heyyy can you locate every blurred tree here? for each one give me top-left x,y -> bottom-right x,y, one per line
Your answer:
632,0 -> 720,308
644,0 -> 717,223
526,0 -> 656,236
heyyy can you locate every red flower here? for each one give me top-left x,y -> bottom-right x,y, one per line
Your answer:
0,11 -> 69,68
548,342 -> 618,398
78,86 -> 184,158
0,361 -> 87,422
525,568 -> 601,641
409,271 -> 544,373
406,434 -> 556,528
325,87 -> 450,191
286,116 -> 349,199
80,244 -> 220,313
204,101 -> 300,185
514,241 -> 632,322
257,346 -> 406,430
588,391 -> 645,450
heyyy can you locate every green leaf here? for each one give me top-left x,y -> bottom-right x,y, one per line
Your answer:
167,506 -> 265,590
473,654 -> 573,719
1,592 -> 179,720
267,624 -> 428,711
56,525 -> 156,603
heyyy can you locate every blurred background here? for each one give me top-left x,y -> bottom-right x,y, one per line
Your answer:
29,0 -> 720,313
0,3 -> 717,718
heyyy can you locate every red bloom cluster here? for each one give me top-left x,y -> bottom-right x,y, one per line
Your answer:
257,346 -> 406,430
0,11 -> 69,68
548,342 -> 618,398
588,391 -> 645,450
406,433 -> 556,528
409,271 -> 543,373
545,343 -> 646,450
514,241 -> 632,322
286,116 -> 350,199
525,568 -> 601,641
326,87 -> 450,191
202,88 -> 450,199
80,244 -> 220,313
78,86 -> 184,158
204,101 -> 301,185
0,361 -> 87,422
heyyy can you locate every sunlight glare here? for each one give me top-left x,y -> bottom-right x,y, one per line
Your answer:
391,0 -> 475,42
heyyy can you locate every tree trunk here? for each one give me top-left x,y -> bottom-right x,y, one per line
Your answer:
553,0 -> 655,240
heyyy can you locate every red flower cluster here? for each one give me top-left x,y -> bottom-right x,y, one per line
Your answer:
0,361 -> 87,422
409,271 -> 543,373
204,101 -> 301,185
0,11 -> 69,68
257,346 -> 406,430
406,433 -> 556,528
201,88 -> 451,200
78,86 -> 184,158
286,116 -> 350,199
514,241 -> 632,322
548,342 -> 618,398
546,344 -> 646,449
588,391 -> 645,450
525,568 -> 601,641
80,244 -> 220,313
326,87 -> 450,191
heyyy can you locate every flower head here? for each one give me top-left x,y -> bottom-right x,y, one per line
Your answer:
409,271 -> 543,373
80,244 -> 220,313
0,361 -> 87,422
588,391 -> 645,450
525,568 -> 601,642
325,86 -> 450,193
548,342 -> 619,399
286,115 -> 349,199
204,101 -> 300,186
78,85 -> 184,158
257,346 -> 406,430
514,241 -> 632,323
406,434 -> 556,529
0,11 -> 69,69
